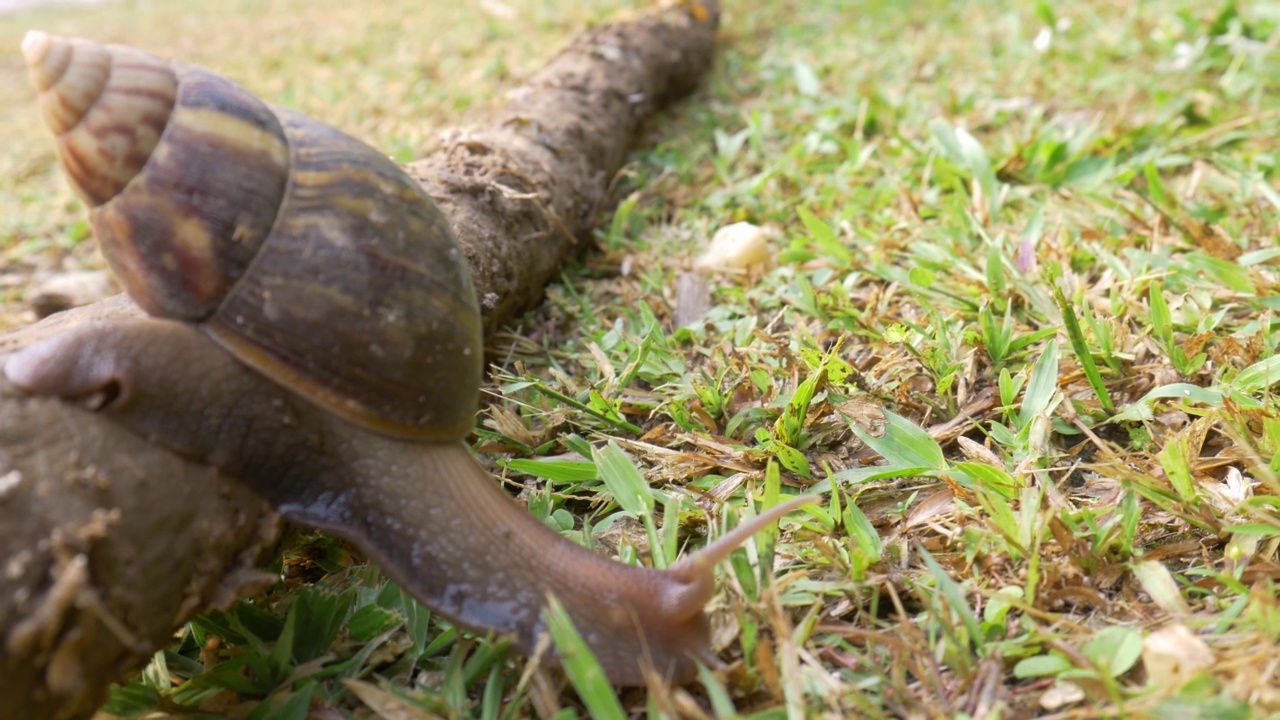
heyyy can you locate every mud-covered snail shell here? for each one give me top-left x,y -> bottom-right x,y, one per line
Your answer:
5,32 -> 811,686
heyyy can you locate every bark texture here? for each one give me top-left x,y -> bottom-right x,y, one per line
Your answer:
0,3 -> 720,718
409,2 -> 719,335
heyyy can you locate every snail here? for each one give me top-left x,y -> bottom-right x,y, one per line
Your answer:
4,33 -> 813,685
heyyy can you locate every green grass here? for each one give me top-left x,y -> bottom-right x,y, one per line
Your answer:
6,0 -> 1280,717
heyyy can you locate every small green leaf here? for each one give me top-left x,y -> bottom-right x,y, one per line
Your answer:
593,441 -> 654,516
1111,383 -> 1224,423
347,604 -> 404,643
998,367 -> 1021,407
1149,281 -> 1174,348
1143,161 -> 1171,208
102,683 -> 161,716
796,206 -> 852,265
1156,434 -> 1198,504
172,656 -> 260,699
563,434 -> 594,460
1186,253 -> 1254,294
1019,339 -> 1060,428
268,603 -> 298,680
399,586 -> 433,657
986,243 -> 1006,300
773,442 -> 812,478
820,464 -> 934,492
974,481 -> 1021,553
261,683 -> 315,720
983,586 -> 1024,625
1081,625 -> 1144,678
1006,326 -> 1064,356
979,303 -> 1012,367
920,547 -> 982,646
1132,560 -> 1190,617
884,323 -> 910,343
842,497 -> 882,562
1013,653 -> 1072,678
930,120 -> 1000,215
1052,283 -> 1113,412
1225,523 -> 1280,537
289,587 -> 355,663
908,265 -> 937,289
697,663 -> 738,719
605,192 -> 639,245
849,410 -> 946,470
504,458 -> 598,484
659,492 -> 685,565
1117,489 -> 1140,554
954,461 -> 1021,495
755,460 -> 783,579
139,649 -> 170,692
1235,354 -> 1280,393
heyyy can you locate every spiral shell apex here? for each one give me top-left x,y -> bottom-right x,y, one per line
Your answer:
24,31 -> 177,207
26,32 -> 289,321
27,34 -> 484,441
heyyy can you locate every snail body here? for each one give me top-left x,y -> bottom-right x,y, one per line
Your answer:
6,33 -> 810,686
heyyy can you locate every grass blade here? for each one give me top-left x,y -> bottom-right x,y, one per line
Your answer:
544,597 -> 627,720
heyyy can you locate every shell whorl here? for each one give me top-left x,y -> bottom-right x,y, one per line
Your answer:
23,31 -> 177,207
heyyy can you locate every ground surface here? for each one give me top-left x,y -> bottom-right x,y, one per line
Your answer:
2,1 -> 1279,718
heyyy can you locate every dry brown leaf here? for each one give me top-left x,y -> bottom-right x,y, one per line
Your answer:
903,489 -> 955,530
343,678 -> 443,720
1142,624 -> 1214,691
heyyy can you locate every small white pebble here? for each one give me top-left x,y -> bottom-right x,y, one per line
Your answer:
5,548 -> 31,579
694,222 -> 770,271
1039,681 -> 1085,711
1033,27 -> 1052,54
0,470 -> 22,498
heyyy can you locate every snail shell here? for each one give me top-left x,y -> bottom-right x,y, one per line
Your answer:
23,31 -> 482,440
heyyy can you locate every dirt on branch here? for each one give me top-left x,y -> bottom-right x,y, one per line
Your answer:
412,3 -> 719,335
0,3 -> 720,718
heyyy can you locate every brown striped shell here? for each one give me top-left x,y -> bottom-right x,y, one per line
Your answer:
23,32 -> 483,441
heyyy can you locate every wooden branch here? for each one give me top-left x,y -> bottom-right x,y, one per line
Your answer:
0,3 -> 719,718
